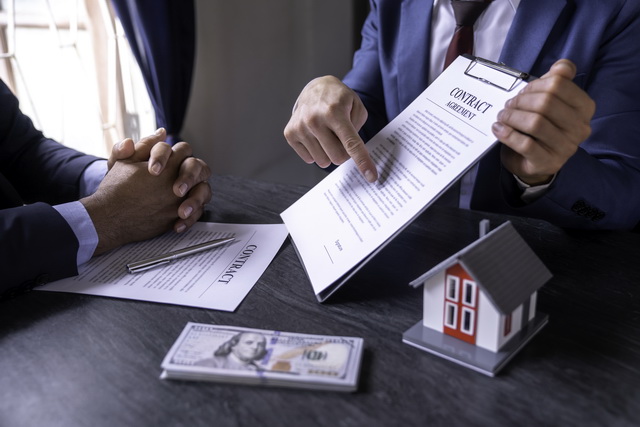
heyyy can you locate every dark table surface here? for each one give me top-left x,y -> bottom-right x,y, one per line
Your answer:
1,174 -> 639,427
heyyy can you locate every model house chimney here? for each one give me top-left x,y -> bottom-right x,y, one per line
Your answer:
479,219 -> 490,238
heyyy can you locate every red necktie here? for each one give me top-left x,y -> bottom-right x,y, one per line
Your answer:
444,0 -> 492,69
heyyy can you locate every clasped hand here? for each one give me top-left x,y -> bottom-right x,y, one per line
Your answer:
83,128 -> 212,255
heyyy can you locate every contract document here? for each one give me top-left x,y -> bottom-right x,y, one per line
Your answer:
281,55 -> 531,302
39,222 -> 288,311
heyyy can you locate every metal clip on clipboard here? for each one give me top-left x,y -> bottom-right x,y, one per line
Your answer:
463,55 -> 531,92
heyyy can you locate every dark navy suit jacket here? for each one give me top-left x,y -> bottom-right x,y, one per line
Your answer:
343,0 -> 640,230
0,79 -> 100,297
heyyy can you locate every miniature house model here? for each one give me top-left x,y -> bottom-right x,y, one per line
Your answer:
403,220 -> 552,376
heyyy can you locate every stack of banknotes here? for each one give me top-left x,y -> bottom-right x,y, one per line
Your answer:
161,322 -> 364,392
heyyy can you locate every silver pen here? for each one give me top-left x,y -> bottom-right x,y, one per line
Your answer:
126,237 -> 235,274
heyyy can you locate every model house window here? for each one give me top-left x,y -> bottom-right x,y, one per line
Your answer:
461,307 -> 475,335
446,275 -> 459,301
444,302 -> 457,329
462,279 -> 477,306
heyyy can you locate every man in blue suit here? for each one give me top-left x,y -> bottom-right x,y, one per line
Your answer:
0,79 -> 212,297
284,0 -> 640,230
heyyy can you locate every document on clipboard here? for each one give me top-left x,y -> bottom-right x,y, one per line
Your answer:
281,55 -> 532,302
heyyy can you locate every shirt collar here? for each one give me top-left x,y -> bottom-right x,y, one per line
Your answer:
432,0 -> 520,11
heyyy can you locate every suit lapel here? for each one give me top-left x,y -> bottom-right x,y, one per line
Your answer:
499,0 -> 568,73
397,0 -> 433,112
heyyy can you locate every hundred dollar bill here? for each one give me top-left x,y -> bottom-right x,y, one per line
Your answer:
160,322 -> 364,392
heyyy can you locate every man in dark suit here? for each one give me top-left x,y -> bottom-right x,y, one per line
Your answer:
284,0 -> 640,230
0,79 -> 212,297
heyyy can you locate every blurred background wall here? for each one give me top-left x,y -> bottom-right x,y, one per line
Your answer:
183,0 -> 369,187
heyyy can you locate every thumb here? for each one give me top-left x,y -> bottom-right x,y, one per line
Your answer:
542,59 -> 577,80
107,138 -> 135,170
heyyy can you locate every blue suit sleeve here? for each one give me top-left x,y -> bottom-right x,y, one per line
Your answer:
342,0 -> 389,141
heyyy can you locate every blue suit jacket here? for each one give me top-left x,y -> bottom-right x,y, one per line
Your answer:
343,0 -> 640,230
0,80 -> 100,297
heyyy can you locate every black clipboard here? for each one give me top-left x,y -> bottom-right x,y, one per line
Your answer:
462,54 -> 534,91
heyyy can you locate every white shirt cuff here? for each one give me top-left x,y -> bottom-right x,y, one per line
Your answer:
513,174 -> 556,204
80,160 -> 108,197
53,201 -> 99,267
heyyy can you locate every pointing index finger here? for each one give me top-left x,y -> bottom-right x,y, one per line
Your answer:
333,122 -> 378,183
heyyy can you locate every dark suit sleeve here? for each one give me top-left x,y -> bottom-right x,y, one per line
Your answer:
1,80 -> 101,297
0,81 -> 101,205
1,203 -> 80,297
